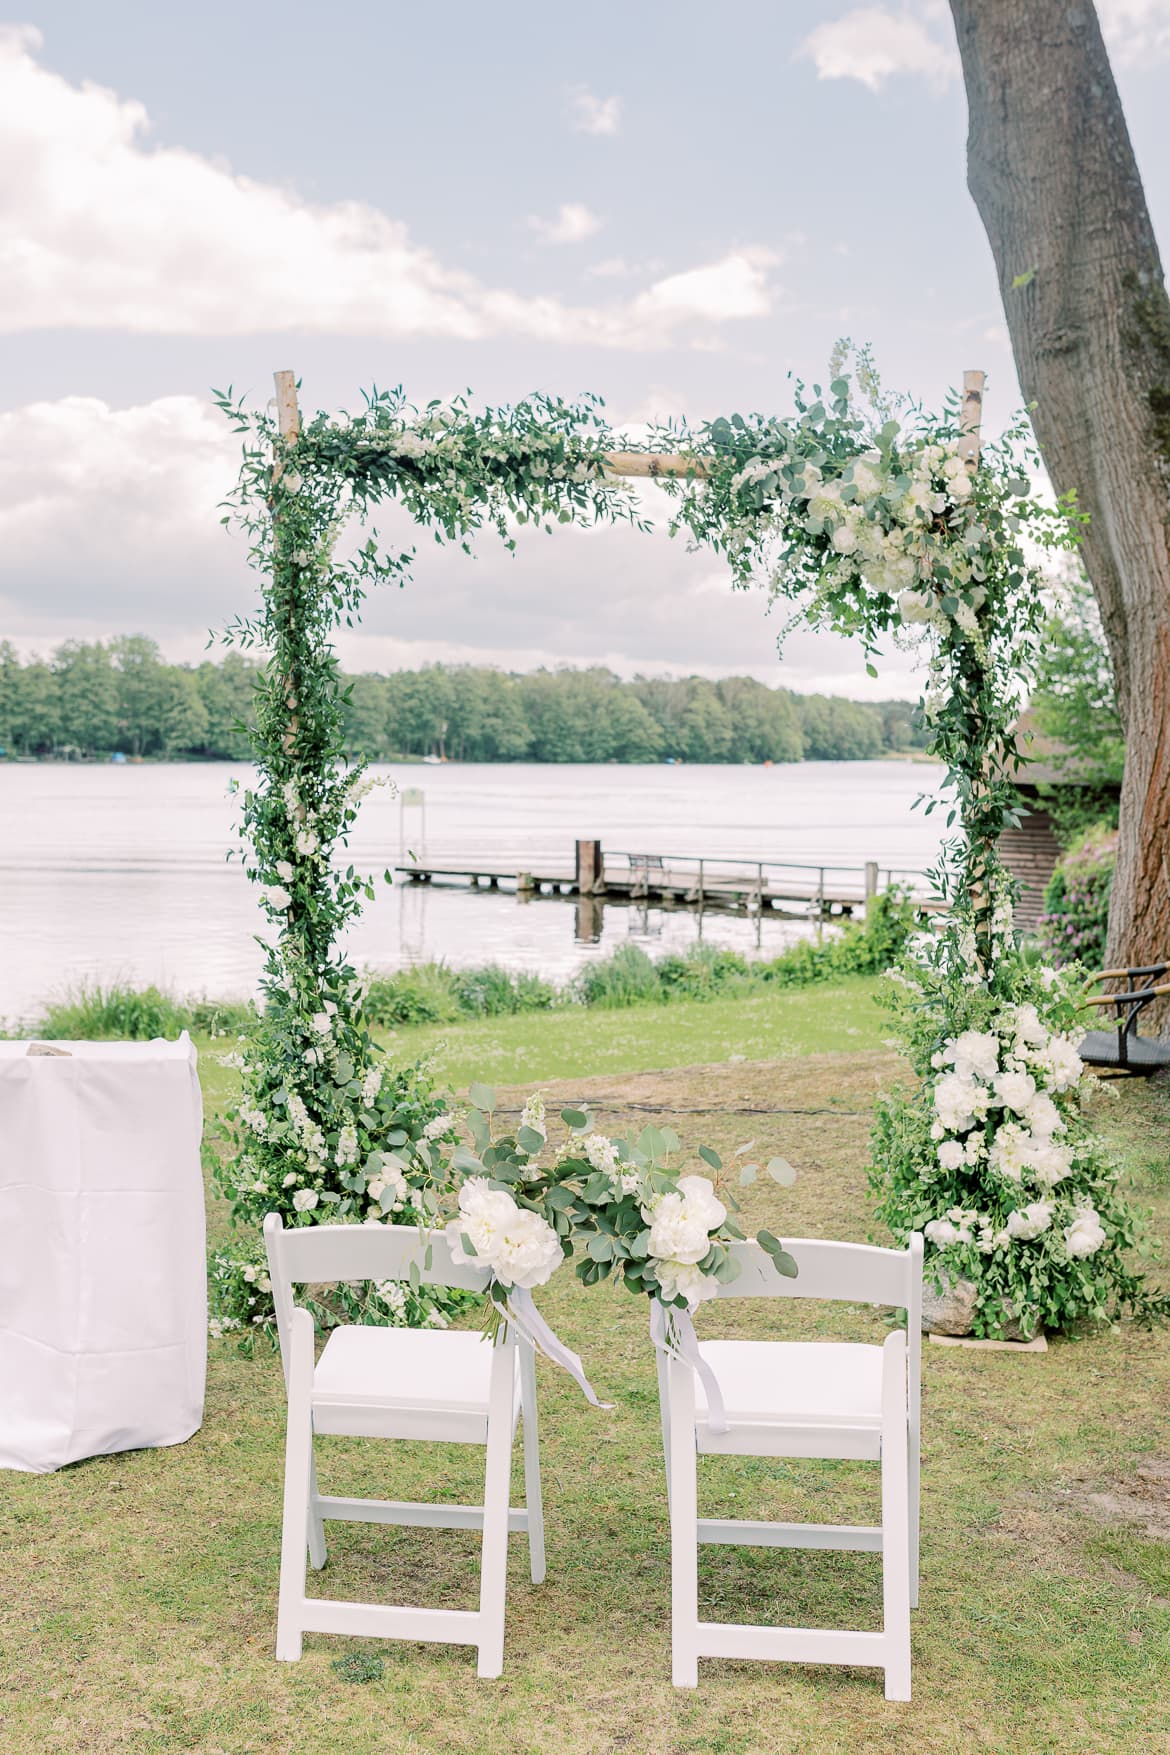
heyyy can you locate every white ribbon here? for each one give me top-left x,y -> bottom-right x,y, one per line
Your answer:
650,1298 -> 728,1435
493,1285 -> 614,1410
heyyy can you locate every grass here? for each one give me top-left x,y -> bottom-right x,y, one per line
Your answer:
3,992 -> 1169,1753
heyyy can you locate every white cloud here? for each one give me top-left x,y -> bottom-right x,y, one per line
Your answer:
527,202 -> 602,244
0,28 -> 768,348
800,0 -> 1170,90
1098,0 -> 1170,63
799,7 -> 957,90
630,250 -> 778,324
568,87 -> 622,135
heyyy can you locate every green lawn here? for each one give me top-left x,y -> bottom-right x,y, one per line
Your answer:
3,989 -> 1169,1754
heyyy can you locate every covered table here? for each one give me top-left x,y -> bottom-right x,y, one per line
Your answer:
0,1035 -> 206,1473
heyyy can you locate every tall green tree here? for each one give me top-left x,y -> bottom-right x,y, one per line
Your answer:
54,641 -> 119,755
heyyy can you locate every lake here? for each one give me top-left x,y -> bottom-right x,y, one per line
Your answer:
0,760 -> 947,1022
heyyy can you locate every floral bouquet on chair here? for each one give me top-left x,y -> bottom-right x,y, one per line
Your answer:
438,1085 -> 797,1411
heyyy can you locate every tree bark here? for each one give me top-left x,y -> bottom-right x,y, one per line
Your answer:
948,0 -> 1170,974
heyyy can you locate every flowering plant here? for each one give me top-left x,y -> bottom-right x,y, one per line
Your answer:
870,942 -> 1168,1337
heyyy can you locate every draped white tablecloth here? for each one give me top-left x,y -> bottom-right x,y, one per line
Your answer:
0,1035 -> 206,1473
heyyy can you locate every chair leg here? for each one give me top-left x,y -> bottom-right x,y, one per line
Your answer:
308,1450 -> 327,1571
668,1357 -> 699,1688
880,1332 -> 912,1702
656,1349 -> 672,1514
518,1341 -> 546,1585
477,1337 -> 516,1679
908,1413 -> 920,1611
276,1308 -> 316,1662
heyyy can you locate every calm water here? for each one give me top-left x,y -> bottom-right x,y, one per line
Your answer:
0,761 -> 947,1022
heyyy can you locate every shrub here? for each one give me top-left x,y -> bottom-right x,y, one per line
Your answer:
1037,826 -> 1116,970
362,964 -> 464,1027
452,964 -> 557,1016
572,944 -> 662,1008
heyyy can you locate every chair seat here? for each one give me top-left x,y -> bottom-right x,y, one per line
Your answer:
695,1340 -> 884,1429
1079,1029 -> 1170,1073
312,1326 -> 517,1440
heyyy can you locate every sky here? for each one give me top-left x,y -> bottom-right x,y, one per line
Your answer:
2,1 -> 1169,698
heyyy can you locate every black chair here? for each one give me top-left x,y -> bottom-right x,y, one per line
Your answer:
1080,962 -> 1170,1074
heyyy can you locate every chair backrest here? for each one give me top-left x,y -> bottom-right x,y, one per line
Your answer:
263,1214 -> 490,1379
714,1235 -> 923,1329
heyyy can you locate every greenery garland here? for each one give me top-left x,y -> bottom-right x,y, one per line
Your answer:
209,365 -> 1161,1345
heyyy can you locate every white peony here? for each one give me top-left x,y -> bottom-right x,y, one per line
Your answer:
645,1193 -> 713,1266
446,1178 -> 563,1289
933,1072 -> 981,1132
1045,1037 -> 1083,1093
897,588 -> 935,624
276,861 -> 295,883
989,1122 -> 1030,1183
1028,1140 -> 1073,1189
296,829 -> 320,858
993,1069 -> 1036,1113
1065,1206 -> 1107,1258
948,1029 -> 1000,1082
292,1188 -> 319,1213
924,1218 -> 959,1247
937,1140 -> 965,1171
262,885 -> 292,912
1022,1092 -> 1062,1140
1006,1201 -> 1053,1241
830,522 -> 859,555
310,1012 -> 333,1035
655,1258 -> 720,1307
675,1175 -> 727,1232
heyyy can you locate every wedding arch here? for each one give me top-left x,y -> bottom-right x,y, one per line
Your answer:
210,360 -> 1165,1350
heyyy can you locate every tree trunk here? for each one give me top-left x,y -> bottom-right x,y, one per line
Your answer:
948,0 -> 1170,975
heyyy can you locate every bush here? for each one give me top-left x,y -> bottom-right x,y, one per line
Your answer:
362,964 -> 464,1027
451,964 -> 557,1016
35,982 -> 253,1041
1037,826 -> 1116,970
572,944 -> 662,1008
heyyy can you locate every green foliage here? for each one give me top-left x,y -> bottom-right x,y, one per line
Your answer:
1038,825 -> 1117,970
34,981 -> 253,1041
362,962 -> 555,1027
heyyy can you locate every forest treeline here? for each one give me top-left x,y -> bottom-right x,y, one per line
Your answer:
0,637 -> 929,765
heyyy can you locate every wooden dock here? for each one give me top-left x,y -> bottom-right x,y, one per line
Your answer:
394,847 -> 944,919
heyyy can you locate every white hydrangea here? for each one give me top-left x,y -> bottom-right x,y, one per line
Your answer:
367,1162 -> 408,1212
989,1122 -> 1030,1183
937,1139 -> 965,1171
421,1112 -> 453,1142
897,588 -> 935,624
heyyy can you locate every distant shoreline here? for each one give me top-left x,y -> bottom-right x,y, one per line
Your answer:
1,750 -> 942,769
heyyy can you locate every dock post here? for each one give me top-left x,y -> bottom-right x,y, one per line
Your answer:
517,871 -> 534,897
865,860 -> 879,902
575,839 -> 604,896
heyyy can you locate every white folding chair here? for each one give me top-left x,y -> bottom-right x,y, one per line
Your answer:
657,1234 -> 922,1702
263,1213 -> 545,1678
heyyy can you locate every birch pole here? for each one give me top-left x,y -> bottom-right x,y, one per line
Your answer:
959,368 -> 986,472
272,369 -> 301,755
